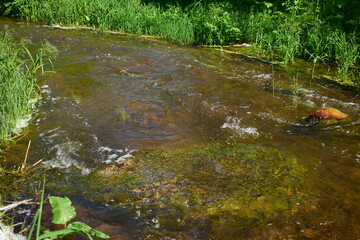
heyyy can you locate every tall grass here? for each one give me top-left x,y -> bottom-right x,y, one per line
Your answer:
0,29 -> 57,142
3,0 -> 360,86
243,2 -> 302,63
332,31 -> 359,82
187,1 -> 241,45
304,21 -> 329,80
5,0 -> 195,44
4,0 -> 243,45
241,1 -> 359,85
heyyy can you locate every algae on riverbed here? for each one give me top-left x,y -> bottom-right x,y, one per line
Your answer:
45,142 -> 309,238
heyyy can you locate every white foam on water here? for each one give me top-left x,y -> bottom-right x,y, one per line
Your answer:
12,115 -> 32,135
254,73 -> 271,79
41,86 -> 51,94
28,98 -> 37,107
221,116 -> 259,138
115,153 -> 134,163
42,141 -> 91,175
258,112 -> 291,124
12,96 -> 40,135
202,101 -> 227,112
98,146 -> 136,164
51,97 -> 61,101
301,89 -> 359,108
98,146 -> 112,153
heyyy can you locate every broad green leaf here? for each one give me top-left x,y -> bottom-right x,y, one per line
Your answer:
67,221 -> 92,232
37,229 -> 76,240
49,196 -> 76,225
68,221 -> 110,239
90,229 -> 111,239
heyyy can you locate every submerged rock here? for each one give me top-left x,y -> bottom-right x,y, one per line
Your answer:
305,107 -> 348,124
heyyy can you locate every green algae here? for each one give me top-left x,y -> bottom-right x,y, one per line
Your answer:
45,142 -> 310,238
0,164 -> 43,199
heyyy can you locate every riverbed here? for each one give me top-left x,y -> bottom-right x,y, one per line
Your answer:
1,17 -> 359,239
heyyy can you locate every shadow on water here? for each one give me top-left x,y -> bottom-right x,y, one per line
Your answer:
0,17 -> 359,239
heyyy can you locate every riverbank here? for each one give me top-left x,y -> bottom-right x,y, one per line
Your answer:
1,0 -> 359,87
0,29 -> 57,142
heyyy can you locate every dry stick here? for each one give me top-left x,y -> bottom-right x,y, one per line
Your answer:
0,199 -> 33,212
0,129 -> 29,153
28,159 -> 43,170
18,228 -> 29,235
10,128 -> 29,141
5,222 -> 23,230
21,140 -> 31,172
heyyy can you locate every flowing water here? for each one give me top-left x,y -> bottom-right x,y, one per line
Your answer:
1,17 -> 359,239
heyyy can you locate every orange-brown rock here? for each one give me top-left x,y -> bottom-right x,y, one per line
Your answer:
305,107 -> 348,123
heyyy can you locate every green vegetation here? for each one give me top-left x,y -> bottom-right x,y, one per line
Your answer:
0,166 -> 109,239
3,0 -> 195,44
45,142 -> 309,238
0,163 -> 37,197
29,194 -> 110,239
1,0 -> 359,86
0,29 -> 57,142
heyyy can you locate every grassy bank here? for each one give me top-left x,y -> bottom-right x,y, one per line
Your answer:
1,0 -> 359,86
0,29 -> 57,142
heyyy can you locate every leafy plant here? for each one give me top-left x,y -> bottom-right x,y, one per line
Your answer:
28,193 -> 110,239
187,1 -> 241,45
2,0 -> 360,86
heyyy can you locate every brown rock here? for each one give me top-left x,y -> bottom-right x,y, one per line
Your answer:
305,107 -> 348,123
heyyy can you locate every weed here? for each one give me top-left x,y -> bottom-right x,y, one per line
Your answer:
187,1 -> 241,45
0,29 -> 57,142
28,188 -> 110,239
331,31 -> 359,83
2,0 -> 360,85
304,21 -> 329,80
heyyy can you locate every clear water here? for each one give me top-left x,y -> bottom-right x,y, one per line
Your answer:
1,17 -> 359,239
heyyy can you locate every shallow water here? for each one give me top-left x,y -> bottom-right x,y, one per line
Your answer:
1,17 -> 359,239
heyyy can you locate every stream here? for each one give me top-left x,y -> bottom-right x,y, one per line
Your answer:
1,17 -> 359,239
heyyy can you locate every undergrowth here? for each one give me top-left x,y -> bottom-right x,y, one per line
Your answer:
1,0 -> 359,85
0,28 -> 57,142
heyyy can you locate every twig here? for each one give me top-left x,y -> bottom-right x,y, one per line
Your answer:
21,140 -> 31,172
28,159 -> 43,170
0,199 -> 33,212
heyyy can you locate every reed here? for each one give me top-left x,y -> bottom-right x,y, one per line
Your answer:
304,21 -> 329,80
275,16 -> 301,63
5,0 -> 195,44
331,31 -> 359,82
187,1 -> 241,45
4,0 -> 243,45
0,29 -> 57,142
3,0 -> 360,85
242,4 -> 301,63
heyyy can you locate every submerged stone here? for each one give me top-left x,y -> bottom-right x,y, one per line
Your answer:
305,107 -> 349,124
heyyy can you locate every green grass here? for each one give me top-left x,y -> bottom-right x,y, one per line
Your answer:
0,29 -> 57,142
2,0 -> 360,86
5,0 -> 195,44
332,31 -> 359,82
304,21 -> 329,80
